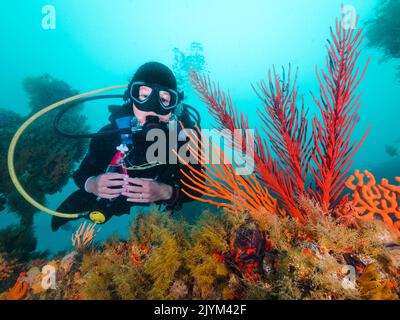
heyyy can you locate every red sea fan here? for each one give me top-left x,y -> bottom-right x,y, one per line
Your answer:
310,17 -> 370,211
189,71 -> 250,147
187,14 -> 369,221
176,124 -> 287,221
189,69 -> 307,222
253,65 -> 312,195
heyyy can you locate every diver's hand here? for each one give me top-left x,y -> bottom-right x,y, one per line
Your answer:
122,178 -> 173,203
86,173 -> 128,199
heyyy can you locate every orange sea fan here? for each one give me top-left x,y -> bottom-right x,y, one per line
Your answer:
71,222 -> 99,251
177,124 -> 285,222
6,272 -> 29,300
345,170 -> 400,235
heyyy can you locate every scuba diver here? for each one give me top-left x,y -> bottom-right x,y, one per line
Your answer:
51,61 -> 204,231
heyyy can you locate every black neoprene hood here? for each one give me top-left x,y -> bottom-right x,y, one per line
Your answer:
131,61 -> 177,90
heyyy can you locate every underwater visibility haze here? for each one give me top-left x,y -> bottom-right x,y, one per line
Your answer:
0,0 -> 400,301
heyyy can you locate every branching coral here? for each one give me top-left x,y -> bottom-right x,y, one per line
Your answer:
71,222 -> 99,252
310,17 -> 370,211
0,74 -> 89,262
253,65 -> 312,197
365,0 -> 400,58
177,125 -> 285,222
187,14 -> 369,219
0,225 -> 39,262
189,70 -> 305,221
365,0 -> 400,81
345,170 -> 400,236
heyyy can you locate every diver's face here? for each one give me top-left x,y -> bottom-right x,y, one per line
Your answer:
132,92 -> 171,127
132,85 -> 175,124
133,85 -> 174,125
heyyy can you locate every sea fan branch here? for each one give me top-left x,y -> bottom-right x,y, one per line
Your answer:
190,71 -> 306,221
310,15 -> 370,211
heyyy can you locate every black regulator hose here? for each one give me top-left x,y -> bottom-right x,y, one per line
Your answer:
185,104 -> 201,127
54,94 -> 201,139
53,94 -> 132,138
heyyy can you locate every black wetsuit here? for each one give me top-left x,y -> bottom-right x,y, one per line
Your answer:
52,105 -> 204,231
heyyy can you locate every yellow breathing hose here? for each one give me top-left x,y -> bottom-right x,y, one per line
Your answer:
7,85 -> 127,219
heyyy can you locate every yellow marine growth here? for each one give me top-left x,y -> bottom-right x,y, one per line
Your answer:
258,196 -> 399,300
183,211 -> 232,299
79,241 -> 150,300
144,229 -> 184,299
1,206 -> 399,300
346,170 -> 400,236
357,263 -> 398,300
130,209 -> 189,300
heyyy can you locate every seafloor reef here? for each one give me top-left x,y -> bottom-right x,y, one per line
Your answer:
0,204 -> 399,300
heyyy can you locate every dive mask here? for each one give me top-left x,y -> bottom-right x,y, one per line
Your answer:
129,81 -> 183,115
